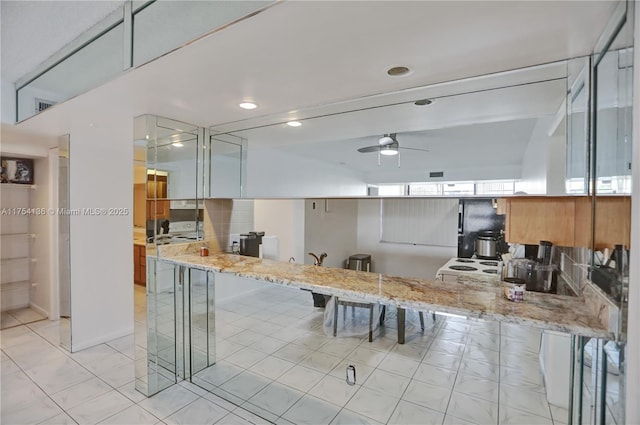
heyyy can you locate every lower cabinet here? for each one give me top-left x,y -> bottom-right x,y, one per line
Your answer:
134,244 -> 146,285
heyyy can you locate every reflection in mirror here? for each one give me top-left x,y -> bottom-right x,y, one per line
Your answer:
58,135 -> 71,351
17,16 -> 125,122
208,134 -> 245,198
593,15 -> 633,326
576,8 -> 633,425
594,46 -> 633,195
211,61 -> 573,198
566,58 -> 590,194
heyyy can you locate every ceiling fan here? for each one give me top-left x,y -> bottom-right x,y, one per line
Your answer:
358,133 -> 429,166
357,133 -> 429,156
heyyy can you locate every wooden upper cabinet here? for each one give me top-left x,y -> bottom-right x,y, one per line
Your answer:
146,175 -> 168,199
502,196 -> 630,249
146,200 -> 170,220
133,184 -> 146,227
145,174 -> 170,220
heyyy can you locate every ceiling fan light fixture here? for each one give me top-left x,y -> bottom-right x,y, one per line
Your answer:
380,146 -> 399,156
379,135 -> 394,145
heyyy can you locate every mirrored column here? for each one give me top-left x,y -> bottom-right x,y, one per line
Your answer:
58,135 -> 71,351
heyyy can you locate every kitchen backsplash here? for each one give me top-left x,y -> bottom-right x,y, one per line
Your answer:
169,208 -> 203,223
203,199 -> 255,251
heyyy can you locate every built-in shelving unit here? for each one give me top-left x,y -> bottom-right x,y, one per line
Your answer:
1,183 -> 37,190
1,183 -> 36,313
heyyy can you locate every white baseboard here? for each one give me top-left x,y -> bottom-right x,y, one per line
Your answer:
29,302 -> 49,318
71,327 -> 134,352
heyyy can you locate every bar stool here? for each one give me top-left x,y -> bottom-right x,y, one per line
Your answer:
419,311 -> 437,331
333,297 -> 376,342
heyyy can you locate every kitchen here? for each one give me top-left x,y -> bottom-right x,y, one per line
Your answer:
1,1 -> 636,422
135,43 -> 631,424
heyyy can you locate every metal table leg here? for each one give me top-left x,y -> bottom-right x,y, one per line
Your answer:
397,307 -> 406,344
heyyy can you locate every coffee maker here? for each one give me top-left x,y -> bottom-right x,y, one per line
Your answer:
239,231 -> 265,257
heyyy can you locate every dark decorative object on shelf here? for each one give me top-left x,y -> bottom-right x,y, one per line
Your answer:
1,157 -> 34,184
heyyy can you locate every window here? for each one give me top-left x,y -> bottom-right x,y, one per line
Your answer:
376,184 -> 406,196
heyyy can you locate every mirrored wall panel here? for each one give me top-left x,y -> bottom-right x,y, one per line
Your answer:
58,135 -> 71,351
210,61 -> 581,199
17,16 -> 125,122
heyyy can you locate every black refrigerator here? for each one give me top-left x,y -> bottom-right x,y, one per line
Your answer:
457,198 -> 505,258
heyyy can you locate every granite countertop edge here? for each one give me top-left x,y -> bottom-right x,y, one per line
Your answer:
159,252 -> 612,339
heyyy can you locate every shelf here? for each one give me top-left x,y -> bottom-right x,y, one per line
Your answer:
0,233 -> 36,240
0,257 -> 37,265
0,280 -> 31,287
0,183 -> 36,190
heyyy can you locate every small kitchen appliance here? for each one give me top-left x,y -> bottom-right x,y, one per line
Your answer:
475,230 -> 502,260
347,254 -> 372,272
537,240 -> 553,265
239,231 -> 265,257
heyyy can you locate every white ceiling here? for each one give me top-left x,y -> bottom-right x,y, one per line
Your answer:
10,1 -> 616,142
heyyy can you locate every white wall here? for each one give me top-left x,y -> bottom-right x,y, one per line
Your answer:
245,148 -> 367,198
1,79 -> 16,124
1,123 -> 56,157
30,157 -> 50,316
356,199 -> 456,279
68,121 -> 133,351
254,199 -> 305,263
304,199 -> 358,269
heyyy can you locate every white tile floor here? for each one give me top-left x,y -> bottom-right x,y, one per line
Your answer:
1,307 -> 47,330
1,283 -> 571,425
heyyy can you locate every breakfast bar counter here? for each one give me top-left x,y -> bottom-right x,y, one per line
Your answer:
159,251 -> 612,339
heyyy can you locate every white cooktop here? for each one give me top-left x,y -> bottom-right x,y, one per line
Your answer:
436,257 -> 501,281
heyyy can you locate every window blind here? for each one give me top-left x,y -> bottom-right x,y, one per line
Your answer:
381,198 -> 458,246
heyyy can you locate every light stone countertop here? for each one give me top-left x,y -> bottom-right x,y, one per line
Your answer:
158,251 -> 611,339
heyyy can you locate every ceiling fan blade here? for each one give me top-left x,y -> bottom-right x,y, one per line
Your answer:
358,145 -> 382,153
359,142 -> 400,153
398,146 -> 430,152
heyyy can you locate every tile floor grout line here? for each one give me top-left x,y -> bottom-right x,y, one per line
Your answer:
437,321 -> 471,425
1,327 -> 90,425
4,323 -> 150,423
387,315 -> 443,425
269,327 -> 359,425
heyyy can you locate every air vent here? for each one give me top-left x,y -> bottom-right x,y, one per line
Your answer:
35,98 -> 56,113
429,171 -> 444,178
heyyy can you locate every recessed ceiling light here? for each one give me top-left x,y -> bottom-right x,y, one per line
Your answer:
239,102 -> 258,110
172,142 -> 184,147
387,66 -> 411,77
287,121 -> 302,127
414,99 -> 432,106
